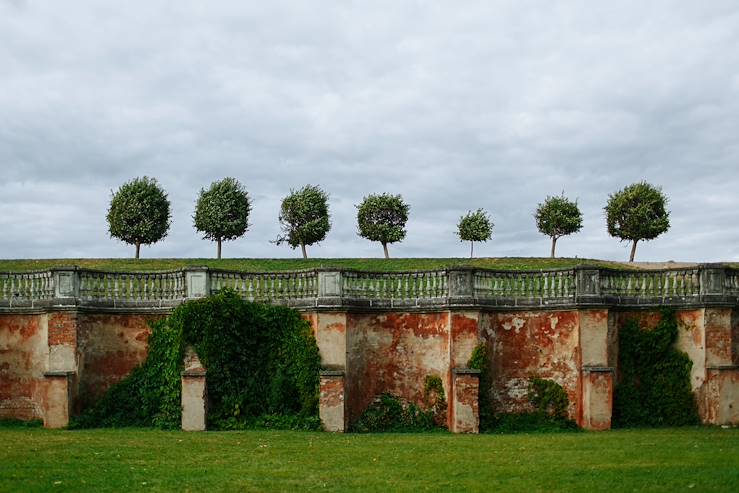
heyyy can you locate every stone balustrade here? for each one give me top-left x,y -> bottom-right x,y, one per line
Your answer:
0,265 -> 737,311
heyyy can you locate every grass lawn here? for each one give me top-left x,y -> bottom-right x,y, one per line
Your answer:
0,257 -> 634,273
0,427 -> 737,492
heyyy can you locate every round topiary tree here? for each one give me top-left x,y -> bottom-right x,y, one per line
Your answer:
534,194 -> 583,258
456,209 -> 493,258
275,185 -> 331,259
107,176 -> 171,259
605,182 -> 670,262
193,177 -> 251,259
356,193 -> 410,259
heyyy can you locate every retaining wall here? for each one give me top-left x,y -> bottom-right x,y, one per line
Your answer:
1,265 -> 738,431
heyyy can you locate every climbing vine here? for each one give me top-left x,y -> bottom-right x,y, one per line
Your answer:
613,309 -> 699,427
73,290 -> 321,430
468,342 -> 576,432
352,374 -> 447,433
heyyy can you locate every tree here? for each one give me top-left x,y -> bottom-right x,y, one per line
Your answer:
534,194 -> 583,258
605,182 -> 670,262
356,193 -> 410,259
193,177 -> 251,259
107,177 -> 171,259
456,209 -> 493,258
275,185 -> 331,259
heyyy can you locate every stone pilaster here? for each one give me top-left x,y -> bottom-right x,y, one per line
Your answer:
450,368 -> 480,433
319,369 -> 346,432
579,309 -> 613,429
581,367 -> 614,430
181,347 -> 207,431
185,267 -> 210,299
43,370 -> 74,428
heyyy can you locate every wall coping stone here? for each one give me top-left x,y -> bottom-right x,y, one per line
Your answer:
43,370 -> 76,377
452,368 -> 481,375
582,366 -> 615,373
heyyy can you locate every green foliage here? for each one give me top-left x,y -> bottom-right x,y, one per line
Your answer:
356,193 -> 410,258
423,375 -> 445,403
613,309 -> 699,428
527,377 -> 569,420
73,290 -> 321,431
456,209 -> 493,257
467,342 -> 494,430
276,185 -> 331,258
534,194 -> 582,257
467,343 -> 487,371
351,394 -> 438,433
605,182 -> 670,261
193,177 -> 251,258
106,176 -> 171,258
72,317 -> 185,429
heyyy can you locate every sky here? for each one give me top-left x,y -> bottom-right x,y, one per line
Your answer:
1,1 -> 738,262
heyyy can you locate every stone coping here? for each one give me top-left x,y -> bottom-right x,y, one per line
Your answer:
706,365 -> 739,371
320,368 -> 345,377
452,368 -> 481,375
43,370 -> 76,377
181,368 -> 207,377
582,366 -> 615,373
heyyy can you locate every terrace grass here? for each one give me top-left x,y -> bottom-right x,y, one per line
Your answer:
0,427 -> 737,492
0,257 -> 633,273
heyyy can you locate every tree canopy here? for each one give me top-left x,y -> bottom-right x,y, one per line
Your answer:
276,185 -> 331,259
456,209 -> 493,258
107,176 -> 171,259
356,193 -> 410,259
534,194 -> 583,258
605,182 -> 670,262
193,177 -> 251,259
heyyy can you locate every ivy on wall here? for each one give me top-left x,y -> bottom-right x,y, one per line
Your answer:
613,309 -> 699,427
468,343 -> 577,432
73,290 -> 321,430
351,374 -> 447,433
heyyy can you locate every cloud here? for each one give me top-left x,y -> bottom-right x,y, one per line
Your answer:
1,1 -> 738,262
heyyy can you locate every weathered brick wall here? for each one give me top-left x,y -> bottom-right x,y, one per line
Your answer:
0,314 -> 48,419
75,314 -> 163,411
0,312 -> 163,420
2,305 -> 737,429
480,310 -> 582,421
345,312 -> 450,425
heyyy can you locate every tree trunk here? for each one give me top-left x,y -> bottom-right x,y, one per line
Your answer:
470,241 -> 474,258
629,239 -> 639,262
301,242 -> 307,259
217,239 -> 222,260
135,241 -> 140,259
550,237 -> 557,258
382,242 -> 389,259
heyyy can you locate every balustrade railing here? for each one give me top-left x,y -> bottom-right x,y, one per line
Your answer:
342,270 -> 448,300
0,271 -> 54,303
474,269 -> 575,302
210,270 -> 318,302
0,265 -> 737,309
726,269 -> 739,298
79,270 -> 186,304
599,268 -> 701,299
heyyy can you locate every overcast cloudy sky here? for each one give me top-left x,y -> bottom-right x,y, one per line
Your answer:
1,1 -> 738,262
